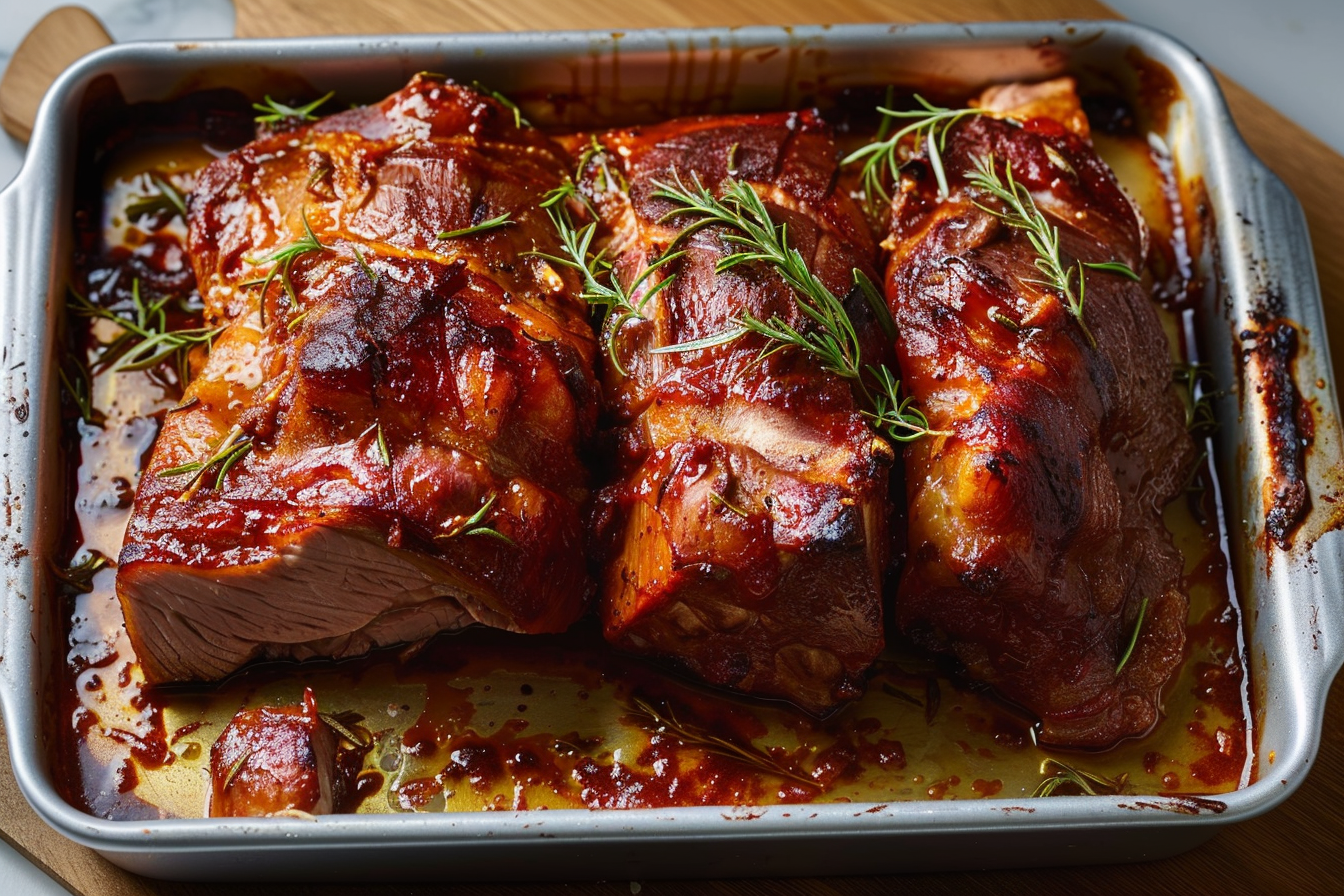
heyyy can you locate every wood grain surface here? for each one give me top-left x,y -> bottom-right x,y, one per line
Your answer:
4,0 -> 1343,892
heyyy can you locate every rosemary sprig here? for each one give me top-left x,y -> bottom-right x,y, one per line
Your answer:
1031,758 -> 1129,798
630,696 -> 816,787
441,493 -> 514,546
536,183 -> 684,375
965,154 -> 1141,349
252,91 -> 334,124
376,423 -> 391,468
353,246 -> 377,283
709,491 -> 748,518
159,425 -> 253,497
471,81 -> 529,128
1175,362 -> 1218,438
1115,597 -> 1149,675
436,213 -> 513,241
124,174 -> 188,222
319,711 -> 373,748
247,211 -> 330,321
58,353 -> 101,425
69,281 -> 221,385
49,552 -> 110,595
222,749 -> 254,791
842,95 -> 984,210
649,172 -> 945,443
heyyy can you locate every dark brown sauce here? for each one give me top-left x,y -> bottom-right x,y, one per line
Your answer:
51,80 -> 1253,820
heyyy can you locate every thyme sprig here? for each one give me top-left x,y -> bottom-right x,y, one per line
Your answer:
649,172 -> 944,442
441,493 -> 515,546
966,154 -> 1141,349
246,211 -> 330,322
70,280 -> 221,385
629,696 -> 816,787
124,174 -> 188,222
1031,758 -> 1129,798
536,183 -> 684,375
252,91 -> 334,124
842,95 -> 984,210
436,213 -> 513,241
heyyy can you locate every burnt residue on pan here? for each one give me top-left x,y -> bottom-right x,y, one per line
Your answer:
1240,294 -> 1314,550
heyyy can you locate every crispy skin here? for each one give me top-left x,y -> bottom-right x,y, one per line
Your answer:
584,112 -> 892,714
883,81 -> 1195,747
118,77 -> 600,683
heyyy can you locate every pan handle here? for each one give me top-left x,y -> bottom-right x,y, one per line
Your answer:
1232,151 -> 1344,791
1243,153 -> 1344,668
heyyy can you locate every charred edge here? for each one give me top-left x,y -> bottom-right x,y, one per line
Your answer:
1241,309 -> 1312,550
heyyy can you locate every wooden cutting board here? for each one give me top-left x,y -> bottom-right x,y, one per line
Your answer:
3,1 -> 1343,893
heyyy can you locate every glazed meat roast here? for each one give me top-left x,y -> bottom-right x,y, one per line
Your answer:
115,76 -> 1194,748
117,76 -> 601,682
881,81 -> 1195,747
579,112 -> 893,714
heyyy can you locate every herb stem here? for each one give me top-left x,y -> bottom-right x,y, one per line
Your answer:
649,172 -> 945,443
436,213 -> 513,240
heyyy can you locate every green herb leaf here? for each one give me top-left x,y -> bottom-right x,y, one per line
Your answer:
124,174 -> 188,222
966,154 -> 1099,348
253,91 -> 334,124
649,172 -> 945,443
629,696 -> 816,787
69,281 -> 221,386
1031,758 -> 1129,798
1083,260 -> 1141,281
1115,596 -> 1149,675
376,423 -> 391,468
50,552 -> 110,595
842,95 -> 985,212
709,491 -> 749,518
440,493 -> 514,546
436,213 -> 513,241
471,81 -> 529,128
158,426 -> 252,496
246,211 -> 330,324
538,157 -> 683,375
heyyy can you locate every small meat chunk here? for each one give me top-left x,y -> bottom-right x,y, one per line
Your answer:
210,688 -> 344,817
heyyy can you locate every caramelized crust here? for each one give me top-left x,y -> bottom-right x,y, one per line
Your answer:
883,81 -> 1195,747
583,112 -> 892,713
209,688 -> 344,817
117,77 -> 600,682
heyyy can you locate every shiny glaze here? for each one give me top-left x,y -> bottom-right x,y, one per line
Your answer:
116,77 -> 602,683
580,112 -> 892,714
52,82 -> 1251,819
883,81 -> 1196,748
209,687 -> 353,817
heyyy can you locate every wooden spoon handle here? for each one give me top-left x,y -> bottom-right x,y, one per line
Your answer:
0,6 -> 113,142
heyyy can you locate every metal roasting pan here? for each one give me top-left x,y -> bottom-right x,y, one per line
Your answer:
1,20 -> 1342,881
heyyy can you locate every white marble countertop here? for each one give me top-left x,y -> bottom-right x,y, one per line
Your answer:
0,0 -> 1340,892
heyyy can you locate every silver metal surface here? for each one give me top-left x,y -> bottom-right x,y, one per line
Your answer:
1,20 -> 1340,881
